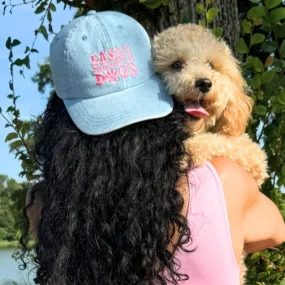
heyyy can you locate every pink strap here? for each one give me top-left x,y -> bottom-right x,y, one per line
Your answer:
169,162 -> 240,284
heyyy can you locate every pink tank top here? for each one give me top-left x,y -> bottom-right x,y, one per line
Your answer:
171,162 -> 240,284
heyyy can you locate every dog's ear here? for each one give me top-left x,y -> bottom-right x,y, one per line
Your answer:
215,63 -> 254,137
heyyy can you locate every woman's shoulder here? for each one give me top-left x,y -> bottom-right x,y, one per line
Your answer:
210,157 -> 259,210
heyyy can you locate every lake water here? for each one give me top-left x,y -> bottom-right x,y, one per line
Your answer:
0,249 -> 35,285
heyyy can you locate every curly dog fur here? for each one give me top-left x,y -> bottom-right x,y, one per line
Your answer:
152,24 -> 269,284
152,24 -> 253,137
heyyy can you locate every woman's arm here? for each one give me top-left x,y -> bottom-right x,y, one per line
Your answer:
211,157 -> 285,256
243,192 -> 285,253
26,184 -> 42,240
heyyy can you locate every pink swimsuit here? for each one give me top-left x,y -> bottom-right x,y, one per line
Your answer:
171,162 -> 240,284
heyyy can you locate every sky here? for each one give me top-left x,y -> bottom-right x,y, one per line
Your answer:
0,2 -> 75,180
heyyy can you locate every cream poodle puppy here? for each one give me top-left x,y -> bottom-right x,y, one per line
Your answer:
152,24 -> 268,187
152,24 -> 269,284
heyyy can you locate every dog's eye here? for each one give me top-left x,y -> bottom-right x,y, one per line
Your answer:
208,61 -> 214,69
171,61 -> 183,70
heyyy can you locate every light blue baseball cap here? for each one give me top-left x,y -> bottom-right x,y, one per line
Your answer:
50,10 -> 173,135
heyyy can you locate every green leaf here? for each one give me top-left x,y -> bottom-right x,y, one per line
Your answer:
253,18 -> 263,26
261,41 -> 277,53
247,6 -> 267,20
238,38 -> 248,54
143,0 -> 162,9
31,48 -> 39,53
250,33 -> 265,45
206,7 -> 219,24
250,252 -> 261,260
252,74 -> 261,89
241,20 -> 252,34
253,57 -> 264,72
48,23 -> 53,33
13,58 -> 23,66
280,39 -> 285,58
269,8 -> 285,24
195,3 -> 206,14
49,2 -> 56,11
245,56 -> 254,67
249,0 -> 261,2
198,20 -> 206,28
276,24 -> 285,38
24,46 -> 30,53
5,132 -> 18,142
47,9 -> 52,22
21,123 -> 30,137
211,27 -> 223,38
0,107 -> 2,113
7,106 -> 15,112
40,25 -> 48,41
266,0 -> 281,9
257,272 -> 268,280
35,5 -> 45,14
278,89 -> 285,105
257,91 -> 264,100
263,19 -> 273,32
254,105 -> 267,116
11,39 -> 21,47
9,140 -> 24,151
5,36 -> 11,49
23,56 -> 30,69
265,55 -> 274,67
261,70 -> 276,84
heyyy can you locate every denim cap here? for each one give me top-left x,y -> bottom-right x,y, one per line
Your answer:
50,11 -> 173,135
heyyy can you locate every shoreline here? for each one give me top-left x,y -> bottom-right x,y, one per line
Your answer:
0,240 -> 35,250
0,241 -> 19,250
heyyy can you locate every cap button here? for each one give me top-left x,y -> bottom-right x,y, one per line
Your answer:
87,10 -> 97,15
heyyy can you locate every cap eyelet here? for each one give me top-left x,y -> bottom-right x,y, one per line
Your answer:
82,35 -> 88,41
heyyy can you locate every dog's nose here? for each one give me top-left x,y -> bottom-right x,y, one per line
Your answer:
195,78 -> 212,93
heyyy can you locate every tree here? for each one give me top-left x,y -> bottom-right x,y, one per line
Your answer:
1,0 -> 285,284
81,0 -> 240,56
0,175 -> 27,243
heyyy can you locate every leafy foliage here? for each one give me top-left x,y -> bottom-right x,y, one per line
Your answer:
32,58 -> 53,95
1,0 -> 285,284
238,1 -> 285,284
194,0 -> 224,37
0,175 -> 29,244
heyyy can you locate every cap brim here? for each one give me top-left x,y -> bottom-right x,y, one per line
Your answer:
63,74 -> 173,135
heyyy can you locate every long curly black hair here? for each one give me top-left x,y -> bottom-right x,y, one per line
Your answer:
23,92 -> 193,285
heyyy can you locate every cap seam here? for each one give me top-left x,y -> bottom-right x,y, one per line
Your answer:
95,13 -> 125,91
64,16 -> 87,99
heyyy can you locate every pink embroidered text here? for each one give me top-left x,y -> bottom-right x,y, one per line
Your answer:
91,46 -> 138,86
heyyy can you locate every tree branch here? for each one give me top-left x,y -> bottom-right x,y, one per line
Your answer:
61,0 -> 87,9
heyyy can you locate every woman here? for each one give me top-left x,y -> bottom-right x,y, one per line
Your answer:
24,11 -> 285,285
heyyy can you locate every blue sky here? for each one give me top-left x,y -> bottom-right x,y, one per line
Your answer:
0,3 -> 75,180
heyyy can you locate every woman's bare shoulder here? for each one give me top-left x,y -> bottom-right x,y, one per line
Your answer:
210,157 -> 259,209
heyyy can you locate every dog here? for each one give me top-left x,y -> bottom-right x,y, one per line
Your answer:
152,24 -> 269,284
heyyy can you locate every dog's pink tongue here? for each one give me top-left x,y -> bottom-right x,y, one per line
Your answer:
184,102 -> 209,118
